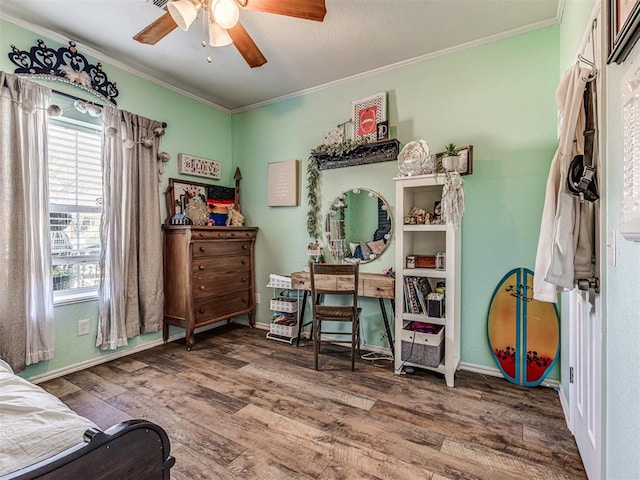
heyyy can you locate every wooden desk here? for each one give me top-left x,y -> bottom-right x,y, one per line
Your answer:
290,271 -> 395,357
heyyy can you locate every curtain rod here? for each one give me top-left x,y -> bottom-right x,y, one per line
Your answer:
51,88 -> 168,129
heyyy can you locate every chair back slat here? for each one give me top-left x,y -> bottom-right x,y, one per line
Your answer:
309,261 -> 361,371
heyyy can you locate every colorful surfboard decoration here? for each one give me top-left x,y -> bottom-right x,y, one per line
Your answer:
487,267 -> 559,387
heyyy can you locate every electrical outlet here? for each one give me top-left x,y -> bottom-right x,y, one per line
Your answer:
77,319 -> 90,336
255,293 -> 261,304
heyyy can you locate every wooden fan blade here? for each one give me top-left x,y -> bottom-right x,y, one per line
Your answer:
242,0 -> 326,22
133,12 -> 178,45
228,22 -> 267,68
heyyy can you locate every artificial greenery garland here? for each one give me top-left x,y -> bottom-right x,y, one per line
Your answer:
306,138 -> 370,239
307,137 -> 369,240
310,137 -> 369,157
306,156 -> 321,239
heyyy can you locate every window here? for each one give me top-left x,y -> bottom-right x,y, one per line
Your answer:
48,117 -> 103,299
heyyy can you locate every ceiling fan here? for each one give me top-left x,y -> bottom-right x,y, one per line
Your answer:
134,0 -> 327,68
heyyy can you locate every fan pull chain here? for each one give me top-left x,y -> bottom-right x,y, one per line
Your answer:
199,6 -> 213,63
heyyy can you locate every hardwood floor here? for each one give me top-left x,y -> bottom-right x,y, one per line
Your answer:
40,325 -> 586,479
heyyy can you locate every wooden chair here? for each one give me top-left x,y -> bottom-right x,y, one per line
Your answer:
309,262 -> 361,371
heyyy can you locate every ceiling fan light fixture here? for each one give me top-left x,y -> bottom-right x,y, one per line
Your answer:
208,22 -> 233,47
167,0 -> 199,31
212,0 -> 240,30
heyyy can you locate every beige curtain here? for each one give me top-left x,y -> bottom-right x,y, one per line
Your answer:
0,72 -> 55,371
96,107 -> 164,349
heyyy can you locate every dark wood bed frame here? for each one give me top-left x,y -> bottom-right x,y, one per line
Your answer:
1,419 -> 175,480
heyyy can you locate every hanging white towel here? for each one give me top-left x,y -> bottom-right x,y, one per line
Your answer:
534,64 -> 592,302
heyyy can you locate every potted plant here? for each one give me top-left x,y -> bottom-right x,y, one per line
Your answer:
53,265 -> 76,291
441,143 -> 460,172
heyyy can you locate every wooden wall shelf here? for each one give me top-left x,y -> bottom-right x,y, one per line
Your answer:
312,139 -> 400,170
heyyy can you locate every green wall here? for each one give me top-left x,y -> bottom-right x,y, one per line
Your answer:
233,26 -> 560,372
1,16 -> 562,380
0,18 -> 233,379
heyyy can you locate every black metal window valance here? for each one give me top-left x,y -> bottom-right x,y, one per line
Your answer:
8,39 -> 119,105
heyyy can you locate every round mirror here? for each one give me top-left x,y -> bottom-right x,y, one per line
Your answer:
325,188 -> 392,264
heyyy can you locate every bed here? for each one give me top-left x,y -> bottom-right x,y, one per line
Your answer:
0,360 -> 175,480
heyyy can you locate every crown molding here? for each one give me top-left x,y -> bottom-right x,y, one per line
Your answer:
0,12 -> 231,114
232,14 -> 562,113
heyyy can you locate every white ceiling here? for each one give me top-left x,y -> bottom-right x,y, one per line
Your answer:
0,0 -> 561,112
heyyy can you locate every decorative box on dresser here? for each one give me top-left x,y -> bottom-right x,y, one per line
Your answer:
162,225 -> 257,349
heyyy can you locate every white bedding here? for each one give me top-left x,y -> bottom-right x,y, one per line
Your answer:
0,359 -> 98,476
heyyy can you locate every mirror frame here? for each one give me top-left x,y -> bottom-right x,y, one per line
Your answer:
324,188 -> 393,264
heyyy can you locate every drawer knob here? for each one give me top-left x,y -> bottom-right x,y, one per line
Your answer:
198,232 -> 204,237
242,245 -> 248,250
199,308 -> 205,314
199,285 -> 206,290
241,260 -> 246,265
199,246 -> 206,252
198,265 -> 205,270
218,233 -> 224,238
229,233 -> 235,238
241,278 -> 247,283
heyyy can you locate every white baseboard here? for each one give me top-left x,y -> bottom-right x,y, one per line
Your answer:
558,385 -> 572,430
28,321 -> 236,384
459,361 -> 560,388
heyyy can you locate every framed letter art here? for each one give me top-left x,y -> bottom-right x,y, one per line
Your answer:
351,92 -> 386,141
178,153 -> 221,180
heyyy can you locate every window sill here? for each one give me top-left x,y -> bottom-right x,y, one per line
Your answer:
54,290 -> 98,306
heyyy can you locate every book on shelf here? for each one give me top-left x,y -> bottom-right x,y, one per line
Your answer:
404,276 -> 433,314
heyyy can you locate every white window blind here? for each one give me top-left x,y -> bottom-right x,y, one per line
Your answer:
48,119 -> 103,293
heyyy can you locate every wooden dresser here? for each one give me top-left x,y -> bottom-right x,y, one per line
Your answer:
162,225 -> 257,349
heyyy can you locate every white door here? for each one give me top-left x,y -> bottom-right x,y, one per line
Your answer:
569,9 -> 603,479
569,289 -> 602,479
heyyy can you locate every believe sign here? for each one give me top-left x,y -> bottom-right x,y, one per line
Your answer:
178,153 -> 221,180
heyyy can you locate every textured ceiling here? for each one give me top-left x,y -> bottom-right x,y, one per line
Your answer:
0,0 -> 561,112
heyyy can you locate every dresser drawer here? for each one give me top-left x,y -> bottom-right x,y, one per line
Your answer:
193,271 -> 251,299
193,255 -> 250,275
193,292 -> 251,323
192,229 -> 257,241
192,240 -> 252,258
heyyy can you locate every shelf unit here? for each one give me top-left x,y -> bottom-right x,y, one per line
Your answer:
265,275 -> 300,344
394,174 -> 461,387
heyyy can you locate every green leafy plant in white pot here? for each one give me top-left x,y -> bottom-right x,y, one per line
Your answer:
441,143 -> 460,172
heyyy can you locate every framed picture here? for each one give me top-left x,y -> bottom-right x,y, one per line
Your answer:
434,144 -> 474,175
165,178 -> 236,225
621,63 -> 640,240
268,160 -> 300,206
456,145 -> 474,175
351,92 -> 386,141
608,0 -> 640,64
377,121 -> 389,140
177,153 -> 221,180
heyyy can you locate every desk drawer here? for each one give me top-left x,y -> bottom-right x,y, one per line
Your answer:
294,274 -> 351,292
193,271 -> 251,299
193,240 -> 252,258
362,278 -> 394,299
193,292 -> 251,323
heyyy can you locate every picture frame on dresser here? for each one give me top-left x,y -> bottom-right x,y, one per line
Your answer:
165,177 -> 237,226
